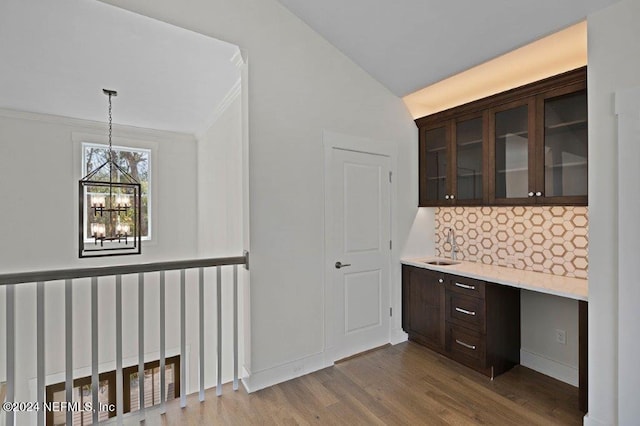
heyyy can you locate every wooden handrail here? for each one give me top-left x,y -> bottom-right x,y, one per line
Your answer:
0,255 -> 247,285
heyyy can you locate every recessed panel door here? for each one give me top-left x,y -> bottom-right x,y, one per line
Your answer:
330,148 -> 391,361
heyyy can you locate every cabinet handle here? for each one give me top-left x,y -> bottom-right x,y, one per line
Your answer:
445,195 -> 450,200
455,339 -> 476,350
455,307 -> 476,316
438,278 -> 444,284
536,191 -> 543,197
455,282 -> 475,290
528,191 -> 535,197
450,194 -> 455,200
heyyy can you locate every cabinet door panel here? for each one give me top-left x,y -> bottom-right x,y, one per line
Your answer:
494,103 -> 531,200
455,116 -> 483,202
402,266 -> 444,350
421,125 -> 449,205
543,90 -> 588,199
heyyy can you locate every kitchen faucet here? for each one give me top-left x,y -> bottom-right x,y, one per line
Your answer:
445,227 -> 459,260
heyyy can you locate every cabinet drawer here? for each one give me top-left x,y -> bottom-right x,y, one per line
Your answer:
447,323 -> 486,369
446,292 -> 485,333
446,275 -> 485,299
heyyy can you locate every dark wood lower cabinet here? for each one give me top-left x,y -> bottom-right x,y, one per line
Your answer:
402,264 -> 588,414
579,300 -> 588,413
402,266 -> 445,352
402,265 -> 519,379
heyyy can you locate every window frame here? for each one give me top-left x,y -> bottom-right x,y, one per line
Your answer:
45,356 -> 180,426
81,141 -> 153,241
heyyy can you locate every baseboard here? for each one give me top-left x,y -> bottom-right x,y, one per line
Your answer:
520,349 -> 578,387
582,413 -> 608,426
241,351 -> 331,393
390,328 -> 408,345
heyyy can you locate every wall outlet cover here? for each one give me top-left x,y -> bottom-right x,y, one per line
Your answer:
555,329 -> 567,345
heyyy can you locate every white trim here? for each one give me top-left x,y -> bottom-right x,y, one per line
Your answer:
322,130 -> 398,364
195,78 -> 242,139
520,348 -> 578,386
0,107 -> 193,141
230,49 -> 245,69
582,413 -> 609,426
240,351 -> 329,393
615,86 -> 640,426
390,328 -> 408,345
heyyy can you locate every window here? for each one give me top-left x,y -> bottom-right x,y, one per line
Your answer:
46,356 -> 179,426
82,142 -> 151,240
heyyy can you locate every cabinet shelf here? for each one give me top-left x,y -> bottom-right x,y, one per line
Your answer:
495,130 -> 528,139
545,118 -> 587,130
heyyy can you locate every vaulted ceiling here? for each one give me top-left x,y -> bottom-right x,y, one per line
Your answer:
276,0 -> 620,96
0,0 -> 241,134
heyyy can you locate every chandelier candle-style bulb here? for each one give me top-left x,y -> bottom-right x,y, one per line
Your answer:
91,223 -> 106,238
91,195 -> 105,208
115,195 -> 130,208
116,223 -> 130,235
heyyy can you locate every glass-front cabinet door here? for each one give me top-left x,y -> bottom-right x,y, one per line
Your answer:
454,116 -> 484,204
538,88 -> 588,203
420,124 -> 450,205
490,99 -> 535,204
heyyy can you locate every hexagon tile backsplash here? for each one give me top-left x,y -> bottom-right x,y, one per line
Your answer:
435,206 -> 588,279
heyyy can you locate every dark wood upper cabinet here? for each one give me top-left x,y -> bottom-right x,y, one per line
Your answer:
417,67 -> 587,206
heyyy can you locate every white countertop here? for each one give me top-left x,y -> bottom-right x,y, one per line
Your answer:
401,257 -> 588,301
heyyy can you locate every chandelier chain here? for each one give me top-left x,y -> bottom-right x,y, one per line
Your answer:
108,92 -> 113,162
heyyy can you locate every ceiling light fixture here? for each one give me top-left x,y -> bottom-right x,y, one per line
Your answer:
79,89 -> 142,258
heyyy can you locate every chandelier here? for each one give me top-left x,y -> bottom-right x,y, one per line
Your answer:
79,89 -> 142,258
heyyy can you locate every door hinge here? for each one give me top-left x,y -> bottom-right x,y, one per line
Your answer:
390,307 -> 392,317
389,171 -> 392,183
389,240 -> 392,250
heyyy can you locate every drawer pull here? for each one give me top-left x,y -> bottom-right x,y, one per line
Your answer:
455,282 -> 475,290
455,307 -> 476,316
455,339 -> 476,350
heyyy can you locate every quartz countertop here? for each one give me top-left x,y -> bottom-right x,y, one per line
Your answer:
401,257 -> 588,301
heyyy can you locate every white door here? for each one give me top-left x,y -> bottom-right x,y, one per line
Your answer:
329,147 -> 391,361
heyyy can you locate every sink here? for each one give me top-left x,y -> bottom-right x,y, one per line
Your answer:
423,259 -> 460,266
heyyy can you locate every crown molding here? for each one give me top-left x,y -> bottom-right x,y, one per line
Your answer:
196,78 -> 242,139
0,107 -> 195,143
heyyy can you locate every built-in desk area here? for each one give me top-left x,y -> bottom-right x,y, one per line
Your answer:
401,257 -> 588,412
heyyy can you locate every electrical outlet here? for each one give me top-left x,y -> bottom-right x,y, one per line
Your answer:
555,329 -> 567,345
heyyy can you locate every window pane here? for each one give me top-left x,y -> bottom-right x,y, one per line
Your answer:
129,364 -> 175,413
49,380 -> 110,426
83,143 -> 151,239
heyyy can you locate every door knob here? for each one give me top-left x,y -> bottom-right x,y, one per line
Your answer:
536,191 -> 543,197
445,195 -> 450,200
528,191 -> 534,197
335,261 -> 352,269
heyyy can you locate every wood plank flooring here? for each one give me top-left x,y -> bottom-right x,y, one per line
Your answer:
144,342 -> 582,425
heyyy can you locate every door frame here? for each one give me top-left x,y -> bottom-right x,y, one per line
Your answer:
322,130 -> 398,365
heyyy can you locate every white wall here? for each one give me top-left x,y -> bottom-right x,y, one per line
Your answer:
520,291 -> 579,386
100,0 -> 419,388
196,83 -> 249,376
197,83 -> 243,258
587,1 -> 640,424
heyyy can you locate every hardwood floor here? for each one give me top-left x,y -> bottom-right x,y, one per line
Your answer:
145,342 -> 582,425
